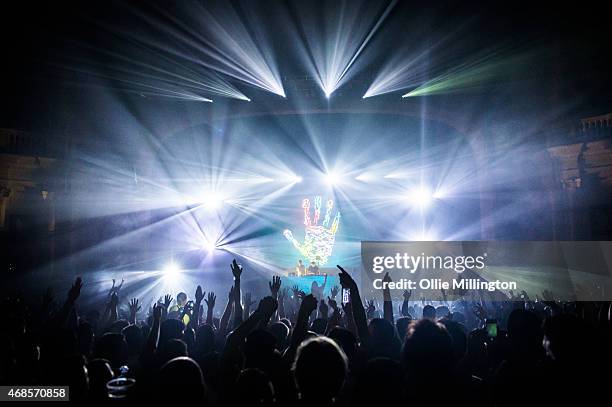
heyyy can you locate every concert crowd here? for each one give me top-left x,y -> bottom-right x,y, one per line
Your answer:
1,260 -> 609,405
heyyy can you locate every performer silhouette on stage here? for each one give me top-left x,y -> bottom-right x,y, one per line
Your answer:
296,259 -> 306,276
307,260 -> 320,275
311,273 -> 327,300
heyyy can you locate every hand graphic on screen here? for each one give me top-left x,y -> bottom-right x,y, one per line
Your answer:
283,196 -> 341,266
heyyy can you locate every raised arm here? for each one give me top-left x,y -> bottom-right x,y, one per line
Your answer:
161,294 -> 172,321
116,278 -> 124,293
269,276 -> 282,299
231,259 -> 244,328
269,276 -> 282,320
106,279 -> 116,301
143,304 -> 162,359
128,298 -> 141,325
338,265 -> 369,345
330,285 -> 339,301
326,297 -> 342,333
222,297 -> 278,363
55,277 -> 83,328
205,292 -> 216,326
366,300 -> 376,320
191,285 -> 205,329
286,294 -> 317,361
243,292 -> 253,321
321,273 -> 328,293
342,300 -> 357,337
401,289 -> 412,316
218,286 -> 234,339
382,272 -> 394,324
277,287 -> 287,320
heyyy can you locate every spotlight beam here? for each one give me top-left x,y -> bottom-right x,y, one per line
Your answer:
363,22 -> 473,98
293,0 -> 397,98
90,38 -> 250,100
331,0 -> 397,95
121,2 -> 285,97
402,44 -> 537,98
52,61 -> 214,102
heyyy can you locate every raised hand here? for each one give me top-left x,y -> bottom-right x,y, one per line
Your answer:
205,292 -> 216,309
128,298 -> 141,323
366,299 -> 376,318
163,294 -> 173,309
257,296 -> 279,318
337,265 -> 357,291
108,279 -> 116,297
231,259 -> 243,280
290,285 -> 306,300
269,276 -> 282,298
67,277 -> 83,303
109,278 -> 124,296
300,294 -> 318,315
129,298 -> 141,314
327,296 -> 339,311
403,289 -> 412,301
330,285 -> 339,299
195,285 -> 205,303
283,196 -> 341,266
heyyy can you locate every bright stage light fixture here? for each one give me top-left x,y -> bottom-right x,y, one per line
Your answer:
324,171 -> 342,186
201,191 -> 225,211
163,262 -> 181,277
203,240 -> 216,252
295,0 -> 397,99
407,187 -> 434,209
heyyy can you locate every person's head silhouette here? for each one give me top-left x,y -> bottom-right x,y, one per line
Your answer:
293,337 -> 348,404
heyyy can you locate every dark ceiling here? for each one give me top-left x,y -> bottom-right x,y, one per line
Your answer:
1,0 -> 610,134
